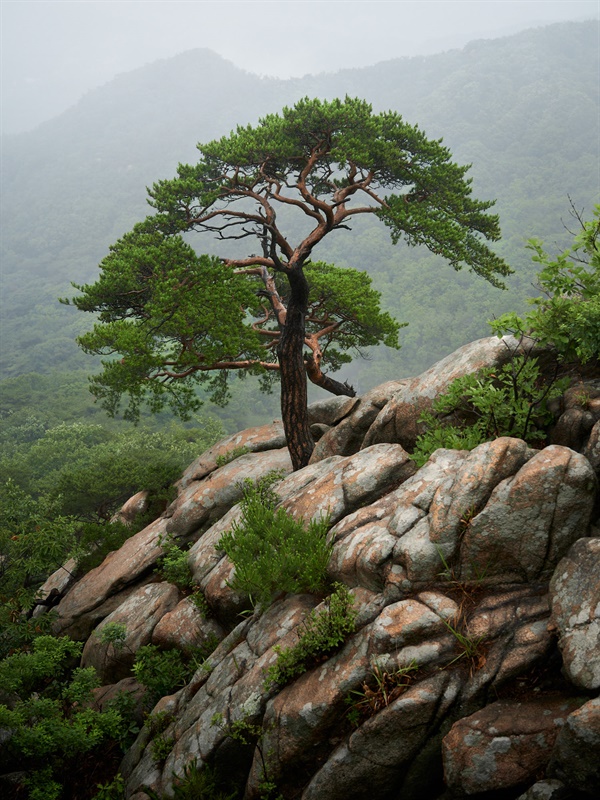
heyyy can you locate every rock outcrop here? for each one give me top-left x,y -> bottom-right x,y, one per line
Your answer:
37,337 -> 599,799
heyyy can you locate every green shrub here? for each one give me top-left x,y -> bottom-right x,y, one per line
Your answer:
412,355 -> 567,467
264,583 -> 357,690
0,635 -> 82,694
132,642 -> 217,705
156,537 -> 194,591
215,445 -> 250,467
92,773 -> 126,800
491,203 -> 599,364
132,645 -> 195,703
151,732 -> 175,764
0,637 -> 131,798
149,761 -> 238,800
217,473 -> 331,609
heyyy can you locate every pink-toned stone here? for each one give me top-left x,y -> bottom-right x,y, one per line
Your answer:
442,697 -> 584,794
362,336 -> 534,452
245,633 -> 372,796
92,676 -> 147,724
309,381 -> 406,462
549,536 -> 600,689
111,490 -> 150,526
458,446 -> 596,582
302,673 -> 458,800
282,443 -> 416,526
152,597 -> 226,652
428,437 -> 532,547
81,581 -> 180,683
53,517 -> 169,636
369,598 -> 447,653
307,395 -> 360,427
32,557 -> 78,618
167,448 -> 292,538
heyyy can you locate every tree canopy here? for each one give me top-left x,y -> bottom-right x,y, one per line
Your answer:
70,96 -> 511,468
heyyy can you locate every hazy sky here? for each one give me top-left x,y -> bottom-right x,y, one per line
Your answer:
1,0 -> 598,134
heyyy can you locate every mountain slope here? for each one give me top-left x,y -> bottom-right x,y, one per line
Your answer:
1,22 -> 598,389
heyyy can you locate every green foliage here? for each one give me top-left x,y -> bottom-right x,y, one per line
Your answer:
0,636 -> 132,799
105,689 -> 141,752
23,766 -> 63,800
73,519 -> 133,576
132,643 -> 216,705
217,473 -> 331,608
159,761 -> 238,800
491,203 -> 600,363
215,445 -> 251,467
0,480 -> 79,607
146,709 -> 175,737
0,401 -> 223,625
1,420 -> 221,522
132,645 -> 193,703
151,732 -> 175,764
412,355 -> 567,467
2,24 -> 597,390
93,773 -> 126,800
97,622 -> 128,650
264,583 -> 357,690
0,635 -> 82,695
156,538 -> 194,591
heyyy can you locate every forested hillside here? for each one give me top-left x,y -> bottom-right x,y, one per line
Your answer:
1,21 -> 598,420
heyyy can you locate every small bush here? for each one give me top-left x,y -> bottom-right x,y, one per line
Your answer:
215,445 -> 250,467
217,473 -> 331,609
157,537 -> 194,591
491,203 -> 599,364
264,583 -> 356,690
132,646 -> 195,703
132,640 -> 218,705
412,355 -> 567,467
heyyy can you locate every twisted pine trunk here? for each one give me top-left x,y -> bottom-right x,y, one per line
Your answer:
278,268 -> 314,470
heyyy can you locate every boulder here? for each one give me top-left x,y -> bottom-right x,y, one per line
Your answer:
362,336 -> 534,452
151,597 -> 226,653
53,517 -> 169,637
91,677 -> 147,726
282,443 -> 416,526
442,697 -> 585,795
548,696 -> 600,795
458,446 -> 596,582
309,381 -> 405,462
111,489 -> 150,526
549,536 -> 600,689
301,673 -> 459,800
166,448 -> 292,539
81,582 -> 180,683
31,557 -> 78,618
307,395 -> 359,427
177,422 -> 286,489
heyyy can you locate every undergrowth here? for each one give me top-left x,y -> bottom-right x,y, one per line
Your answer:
264,583 -> 357,691
217,472 -> 331,609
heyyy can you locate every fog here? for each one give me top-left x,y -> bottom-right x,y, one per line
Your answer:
1,0 -> 598,135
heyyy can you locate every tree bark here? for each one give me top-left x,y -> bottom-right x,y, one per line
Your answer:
305,355 -> 356,397
278,267 -> 314,470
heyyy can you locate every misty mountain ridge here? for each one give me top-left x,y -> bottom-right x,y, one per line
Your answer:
1,20 -> 597,403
